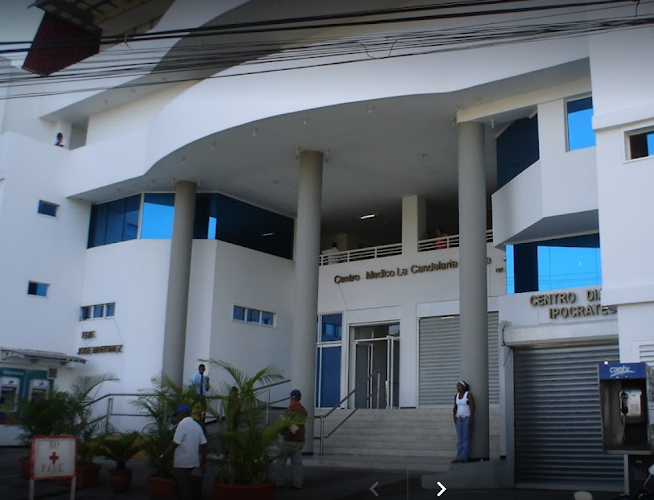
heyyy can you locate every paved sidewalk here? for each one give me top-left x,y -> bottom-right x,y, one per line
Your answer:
0,446 -> 624,500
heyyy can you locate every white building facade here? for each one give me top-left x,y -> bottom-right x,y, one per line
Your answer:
1,0 -> 653,493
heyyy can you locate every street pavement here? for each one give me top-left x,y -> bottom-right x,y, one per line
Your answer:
0,446 -> 625,500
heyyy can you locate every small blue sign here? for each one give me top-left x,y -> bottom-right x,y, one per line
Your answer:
598,362 -> 647,380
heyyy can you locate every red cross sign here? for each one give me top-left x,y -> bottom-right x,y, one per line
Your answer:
31,436 -> 76,480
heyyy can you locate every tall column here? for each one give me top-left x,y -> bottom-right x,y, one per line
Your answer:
458,121 -> 489,460
162,180 -> 197,385
402,195 -> 426,256
292,150 -> 323,453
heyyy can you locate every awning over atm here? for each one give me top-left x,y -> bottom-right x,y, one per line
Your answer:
1,347 -> 86,366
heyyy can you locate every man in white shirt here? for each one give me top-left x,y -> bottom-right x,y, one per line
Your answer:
159,404 -> 208,500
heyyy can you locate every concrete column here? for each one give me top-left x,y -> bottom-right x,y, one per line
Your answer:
292,150 -> 323,453
458,121 -> 489,460
162,180 -> 197,386
402,195 -> 426,256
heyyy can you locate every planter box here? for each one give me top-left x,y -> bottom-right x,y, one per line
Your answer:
108,468 -> 133,493
213,481 -> 276,500
54,463 -> 102,489
146,474 -> 203,500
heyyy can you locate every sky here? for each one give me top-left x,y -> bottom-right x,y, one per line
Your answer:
0,1 -> 44,66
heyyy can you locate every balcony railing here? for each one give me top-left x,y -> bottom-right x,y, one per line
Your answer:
417,229 -> 493,252
319,230 -> 494,266
319,242 -> 402,266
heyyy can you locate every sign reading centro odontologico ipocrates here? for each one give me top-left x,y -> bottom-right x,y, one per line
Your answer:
31,436 -> 76,480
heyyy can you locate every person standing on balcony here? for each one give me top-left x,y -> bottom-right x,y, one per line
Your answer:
190,364 -> 210,429
435,227 -> 448,249
322,241 -> 340,264
452,380 -> 474,463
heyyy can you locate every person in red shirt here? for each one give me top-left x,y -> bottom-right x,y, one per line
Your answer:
272,389 -> 307,489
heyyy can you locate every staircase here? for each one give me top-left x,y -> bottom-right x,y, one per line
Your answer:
308,407 -> 501,473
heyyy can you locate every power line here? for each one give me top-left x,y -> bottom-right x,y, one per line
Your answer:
0,0 -> 650,100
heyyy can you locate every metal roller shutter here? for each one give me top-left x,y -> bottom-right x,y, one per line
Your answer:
514,342 -> 623,490
419,312 -> 499,406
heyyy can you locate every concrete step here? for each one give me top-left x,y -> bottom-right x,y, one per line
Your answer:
303,454 -> 451,473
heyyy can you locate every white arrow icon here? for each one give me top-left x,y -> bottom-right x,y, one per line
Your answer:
370,481 -> 379,497
437,481 -> 447,497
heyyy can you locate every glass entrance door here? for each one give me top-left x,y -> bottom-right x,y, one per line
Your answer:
351,323 -> 400,409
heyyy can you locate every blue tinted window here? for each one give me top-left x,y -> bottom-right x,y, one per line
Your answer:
629,129 -> 654,159
142,193 -> 175,239
38,201 -> 58,217
247,309 -> 260,323
106,199 -> 126,245
508,235 -> 601,294
233,306 -> 245,321
80,306 -> 91,320
261,311 -> 274,325
567,97 -> 596,150
537,246 -> 602,291
321,313 -> 342,342
93,304 -> 104,318
194,193 -> 294,259
105,303 -> 115,317
28,282 -> 48,297
124,196 -> 140,241
88,195 -> 140,247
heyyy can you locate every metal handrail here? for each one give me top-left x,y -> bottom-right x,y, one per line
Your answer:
314,370 -> 381,455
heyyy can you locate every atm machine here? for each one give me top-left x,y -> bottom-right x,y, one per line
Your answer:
28,379 -> 49,402
0,377 -> 21,412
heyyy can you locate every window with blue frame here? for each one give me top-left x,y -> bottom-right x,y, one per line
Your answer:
506,233 -> 602,294
316,313 -> 342,408
141,193 -> 175,239
567,96 -> 596,151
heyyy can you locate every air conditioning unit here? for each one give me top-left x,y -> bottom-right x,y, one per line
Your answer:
48,368 -> 58,379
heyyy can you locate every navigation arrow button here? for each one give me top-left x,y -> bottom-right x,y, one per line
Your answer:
370,481 -> 379,497
437,481 -> 447,497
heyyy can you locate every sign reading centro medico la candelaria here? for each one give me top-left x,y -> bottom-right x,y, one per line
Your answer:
31,436 -> 76,480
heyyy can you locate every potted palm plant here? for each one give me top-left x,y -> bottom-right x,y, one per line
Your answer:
14,372 -> 118,486
95,430 -> 142,493
53,373 -> 119,489
133,372 -> 207,500
205,360 -> 302,500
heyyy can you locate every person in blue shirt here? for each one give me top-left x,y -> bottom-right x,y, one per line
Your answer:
190,364 -> 210,395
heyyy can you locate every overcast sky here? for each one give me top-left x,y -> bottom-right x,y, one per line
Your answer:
0,1 -> 43,65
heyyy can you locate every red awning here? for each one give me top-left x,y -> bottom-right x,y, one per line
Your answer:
22,12 -> 99,76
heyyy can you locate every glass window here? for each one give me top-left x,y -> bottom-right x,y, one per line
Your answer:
193,193 -> 294,259
261,311 -> 275,326
105,303 -> 116,317
124,195 -> 140,241
80,306 -> 91,320
88,203 -> 108,248
567,96 -> 596,151
233,306 -> 246,321
93,304 -> 104,318
628,128 -> 654,160
27,281 -> 48,297
321,313 -> 342,342
38,200 -> 58,217
106,199 -> 126,245
247,309 -> 260,323
142,193 -> 175,239
508,234 -> 601,294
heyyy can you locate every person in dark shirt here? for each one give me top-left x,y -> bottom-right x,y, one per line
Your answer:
272,389 -> 307,489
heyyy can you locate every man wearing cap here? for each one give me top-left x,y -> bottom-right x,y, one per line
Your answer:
273,389 -> 307,489
159,404 -> 208,500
